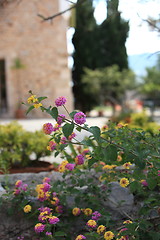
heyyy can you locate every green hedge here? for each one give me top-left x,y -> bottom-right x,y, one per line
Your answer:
0,121 -> 51,172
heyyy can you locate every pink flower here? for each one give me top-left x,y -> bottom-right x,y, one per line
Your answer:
74,112 -> 86,125
46,232 -> 52,236
14,189 -> 21,195
55,205 -> 63,213
43,123 -> 54,135
48,141 -> 57,151
15,180 -> 23,188
55,96 -> 66,107
158,170 -> 160,176
92,211 -> 101,220
43,177 -> 51,183
21,184 -> 28,191
53,123 -> 61,132
141,180 -> 148,187
75,154 -> 84,165
65,163 -> 75,171
48,216 -> 60,224
38,207 -> 52,214
75,234 -> 86,240
42,183 -> 51,192
34,223 -> 45,233
68,132 -> 76,141
57,114 -> 66,125
60,136 -> 67,144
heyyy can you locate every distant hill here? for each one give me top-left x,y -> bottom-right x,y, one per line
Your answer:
128,53 -> 159,76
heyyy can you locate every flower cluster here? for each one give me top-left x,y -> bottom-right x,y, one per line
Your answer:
74,112 -> 86,125
23,204 -> 32,213
43,123 -> 54,135
55,96 -> 66,107
36,180 -> 51,202
27,94 -> 42,108
14,180 -> 28,195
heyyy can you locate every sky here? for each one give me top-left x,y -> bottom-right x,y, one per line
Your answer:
67,0 -> 160,56
94,0 -> 160,55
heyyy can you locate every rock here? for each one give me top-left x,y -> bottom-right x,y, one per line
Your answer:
103,182 -> 135,220
0,171 -> 63,190
0,183 -> 6,197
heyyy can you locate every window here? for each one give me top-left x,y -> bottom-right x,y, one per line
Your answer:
0,59 -> 7,114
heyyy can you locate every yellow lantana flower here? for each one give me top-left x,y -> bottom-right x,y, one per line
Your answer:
84,208 -> 92,216
24,204 -> 32,213
97,225 -> 106,234
120,178 -> 129,188
27,95 -> 37,104
104,231 -> 114,240
34,103 -> 42,108
123,162 -> 132,169
123,220 -> 133,224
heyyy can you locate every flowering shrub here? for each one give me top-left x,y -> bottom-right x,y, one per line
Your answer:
2,91 -> 160,240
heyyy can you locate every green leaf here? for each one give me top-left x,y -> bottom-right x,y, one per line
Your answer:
147,178 -> 157,190
149,232 -> 160,240
89,126 -> 101,141
76,126 -> 82,132
103,145 -> 117,162
54,151 -> 60,157
81,139 -> 94,147
130,181 -> 141,193
62,123 -> 74,138
50,107 -> 58,120
37,96 -> 47,102
54,231 -> 66,237
134,155 -> 146,169
26,105 -> 34,115
69,110 -> 78,119
88,157 -> 97,168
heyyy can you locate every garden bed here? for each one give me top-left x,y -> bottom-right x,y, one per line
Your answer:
0,161 -> 58,174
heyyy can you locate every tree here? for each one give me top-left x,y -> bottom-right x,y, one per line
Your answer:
72,0 -> 129,112
96,0 -> 129,70
72,0 -> 97,112
82,65 -> 136,115
140,65 -> 160,107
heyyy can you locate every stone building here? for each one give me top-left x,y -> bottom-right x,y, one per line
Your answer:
0,0 -> 73,118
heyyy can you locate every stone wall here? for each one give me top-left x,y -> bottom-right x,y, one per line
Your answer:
0,0 -> 73,118
0,171 -> 138,239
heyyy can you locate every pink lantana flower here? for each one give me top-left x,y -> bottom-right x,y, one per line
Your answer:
43,123 -> 54,135
55,96 -> 66,107
74,112 -> 86,125
75,154 -> 84,165
65,163 -> 75,171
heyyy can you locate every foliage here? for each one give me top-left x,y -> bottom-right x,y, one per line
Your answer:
72,0 -> 97,112
72,0 -> 129,112
82,65 -> 136,108
1,92 -> 160,240
110,111 -> 160,135
96,0 -> 129,70
140,66 -> 160,105
0,121 -> 51,172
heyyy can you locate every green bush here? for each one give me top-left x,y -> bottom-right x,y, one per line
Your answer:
0,121 -> 51,172
111,111 -> 160,135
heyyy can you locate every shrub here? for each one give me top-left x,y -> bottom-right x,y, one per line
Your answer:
0,121 -> 51,172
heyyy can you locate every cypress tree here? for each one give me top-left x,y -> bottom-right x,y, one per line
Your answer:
72,0 -> 97,112
97,0 -> 129,70
72,0 -> 129,112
